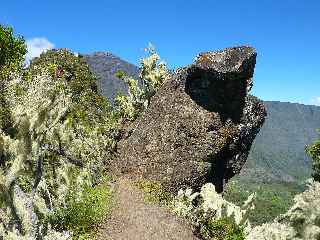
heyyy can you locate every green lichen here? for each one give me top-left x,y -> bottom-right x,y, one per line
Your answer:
216,125 -> 236,150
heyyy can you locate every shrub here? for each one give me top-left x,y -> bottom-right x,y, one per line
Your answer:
115,44 -> 168,121
50,185 -> 112,238
201,217 -> 245,240
0,49 -> 116,238
306,131 -> 320,182
173,183 -> 255,240
247,179 -> 320,240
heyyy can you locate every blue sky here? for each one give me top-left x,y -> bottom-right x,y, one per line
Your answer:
1,0 -> 319,105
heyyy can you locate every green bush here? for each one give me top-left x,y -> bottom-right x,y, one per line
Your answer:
306,131 -> 320,182
201,217 -> 245,240
0,24 -> 27,76
173,183 -> 254,240
50,185 -> 112,238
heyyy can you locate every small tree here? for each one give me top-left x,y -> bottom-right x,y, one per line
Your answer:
173,183 -> 255,240
115,44 -> 168,121
0,49 -> 117,238
0,25 -> 27,78
306,131 -> 320,182
247,179 -> 320,240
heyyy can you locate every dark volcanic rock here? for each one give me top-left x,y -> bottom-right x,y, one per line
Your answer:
114,46 -> 266,193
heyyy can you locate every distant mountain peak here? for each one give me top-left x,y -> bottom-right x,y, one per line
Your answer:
83,52 -> 139,102
90,51 -> 119,58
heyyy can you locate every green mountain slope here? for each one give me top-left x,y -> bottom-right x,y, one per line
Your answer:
239,101 -> 320,184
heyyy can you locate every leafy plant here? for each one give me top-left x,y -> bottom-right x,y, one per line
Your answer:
173,183 -> 255,239
247,179 -> 320,240
0,25 -> 27,136
306,130 -> 320,182
115,44 -> 168,121
201,217 -> 245,240
50,185 -> 112,238
0,47 -> 116,238
0,24 -> 27,78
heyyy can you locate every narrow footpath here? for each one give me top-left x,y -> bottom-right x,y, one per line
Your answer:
96,177 -> 200,240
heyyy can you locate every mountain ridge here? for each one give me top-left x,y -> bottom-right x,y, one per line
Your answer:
83,52 -> 139,103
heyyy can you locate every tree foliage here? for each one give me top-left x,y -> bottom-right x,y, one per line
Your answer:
0,25 -> 27,78
173,183 -> 255,240
0,25 -> 27,136
28,49 -> 117,132
0,48 -> 117,239
247,179 -> 320,240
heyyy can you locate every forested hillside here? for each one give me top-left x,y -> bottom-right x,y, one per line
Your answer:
240,101 -> 320,184
225,102 -> 320,225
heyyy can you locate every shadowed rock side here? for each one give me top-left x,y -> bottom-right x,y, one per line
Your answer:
113,46 -> 266,193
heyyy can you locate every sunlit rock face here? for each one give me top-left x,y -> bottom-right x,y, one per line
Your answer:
113,46 -> 266,193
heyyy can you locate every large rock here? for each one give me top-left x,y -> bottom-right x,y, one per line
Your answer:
113,46 -> 266,193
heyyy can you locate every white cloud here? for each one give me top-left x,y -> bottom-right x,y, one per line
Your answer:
25,38 -> 54,65
311,97 -> 320,106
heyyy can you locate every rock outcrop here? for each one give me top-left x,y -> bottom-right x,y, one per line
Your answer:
113,46 -> 266,193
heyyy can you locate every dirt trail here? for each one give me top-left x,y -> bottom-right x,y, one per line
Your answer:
96,177 -> 199,240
